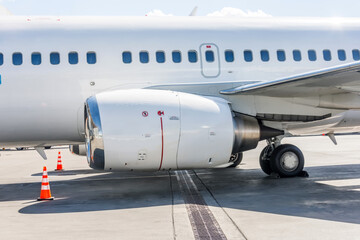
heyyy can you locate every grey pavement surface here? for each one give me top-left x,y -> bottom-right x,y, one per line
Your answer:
0,135 -> 360,239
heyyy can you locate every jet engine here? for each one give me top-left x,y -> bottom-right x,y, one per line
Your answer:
85,89 -> 281,171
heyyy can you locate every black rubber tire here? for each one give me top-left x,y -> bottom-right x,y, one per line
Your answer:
227,152 -> 243,168
270,144 -> 304,178
44,146 -> 51,149
259,145 -> 273,175
16,147 -> 24,151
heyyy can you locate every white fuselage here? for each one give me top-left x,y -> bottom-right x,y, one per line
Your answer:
1,16 -> 360,147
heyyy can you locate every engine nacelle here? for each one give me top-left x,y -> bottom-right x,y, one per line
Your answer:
85,89 -> 271,171
69,144 -> 86,156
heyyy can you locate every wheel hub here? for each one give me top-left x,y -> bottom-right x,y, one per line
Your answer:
229,153 -> 239,163
280,151 -> 299,172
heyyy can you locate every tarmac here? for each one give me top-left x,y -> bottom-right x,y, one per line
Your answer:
1,135 -> 360,240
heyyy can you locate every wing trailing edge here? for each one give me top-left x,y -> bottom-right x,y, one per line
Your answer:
220,61 -> 360,97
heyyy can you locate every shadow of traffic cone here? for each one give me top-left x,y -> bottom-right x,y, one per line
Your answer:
37,166 -> 54,201
55,151 -> 63,171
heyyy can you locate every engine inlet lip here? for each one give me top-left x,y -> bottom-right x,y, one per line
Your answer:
85,96 -> 105,170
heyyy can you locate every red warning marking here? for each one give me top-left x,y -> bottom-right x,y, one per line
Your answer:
158,117 -> 164,170
206,45 -> 211,48
142,111 -> 148,117
158,111 -> 164,116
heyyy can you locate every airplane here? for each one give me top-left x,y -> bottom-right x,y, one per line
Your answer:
2,16 -> 360,178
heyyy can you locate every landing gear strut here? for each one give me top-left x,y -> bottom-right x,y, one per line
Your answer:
259,138 -> 307,178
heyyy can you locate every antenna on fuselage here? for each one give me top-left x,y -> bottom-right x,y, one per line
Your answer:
189,6 -> 198,16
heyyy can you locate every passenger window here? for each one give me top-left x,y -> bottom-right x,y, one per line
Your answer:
260,50 -> 269,62
323,50 -> 332,61
0,53 -> 4,66
139,51 -> 149,63
68,52 -> 78,65
205,50 -> 215,62
156,51 -> 165,63
13,53 -> 23,66
353,49 -> 360,61
87,52 -> 96,64
244,50 -> 253,62
50,52 -> 60,65
31,52 -> 41,65
172,51 -> 181,63
188,50 -> 198,63
308,50 -> 317,61
293,50 -> 302,61
225,50 -> 234,62
277,50 -> 286,62
337,49 -> 346,61
122,51 -> 132,64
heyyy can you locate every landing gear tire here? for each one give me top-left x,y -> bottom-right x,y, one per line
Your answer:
259,145 -> 273,175
227,152 -> 243,168
269,144 -> 304,178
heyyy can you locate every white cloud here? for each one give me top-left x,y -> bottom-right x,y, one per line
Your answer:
207,7 -> 272,18
146,9 -> 173,17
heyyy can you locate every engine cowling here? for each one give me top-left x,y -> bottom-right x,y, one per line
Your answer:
85,89 -> 267,171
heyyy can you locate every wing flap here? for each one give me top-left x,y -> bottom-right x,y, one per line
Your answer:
220,62 -> 360,97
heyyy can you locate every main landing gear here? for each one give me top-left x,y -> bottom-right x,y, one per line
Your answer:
259,138 -> 308,178
227,152 -> 243,168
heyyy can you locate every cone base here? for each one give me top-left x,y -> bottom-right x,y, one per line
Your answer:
55,169 -> 64,171
37,197 -> 54,201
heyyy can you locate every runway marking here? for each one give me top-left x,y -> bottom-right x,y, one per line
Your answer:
176,170 -> 227,240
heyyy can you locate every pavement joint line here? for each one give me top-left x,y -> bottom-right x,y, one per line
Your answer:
175,170 -> 227,240
192,170 -> 248,240
168,171 -> 177,240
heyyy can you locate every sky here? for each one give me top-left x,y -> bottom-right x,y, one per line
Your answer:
0,0 -> 360,17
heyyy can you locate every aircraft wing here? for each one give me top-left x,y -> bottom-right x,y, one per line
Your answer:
220,62 -> 360,97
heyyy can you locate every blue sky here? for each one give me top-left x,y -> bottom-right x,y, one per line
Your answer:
1,0 -> 360,17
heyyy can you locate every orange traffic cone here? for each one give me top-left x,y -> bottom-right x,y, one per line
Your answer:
55,151 -> 63,171
37,166 -> 54,201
